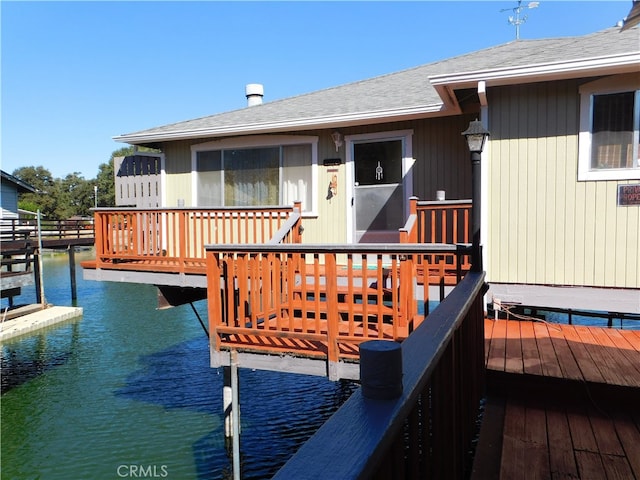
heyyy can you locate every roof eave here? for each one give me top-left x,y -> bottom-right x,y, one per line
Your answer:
113,103 -> 449,144
0,170 -> 38,193
428,52 -> 640,89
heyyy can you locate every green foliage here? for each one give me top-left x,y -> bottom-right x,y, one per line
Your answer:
96,161 -> 115,207
17,200 -> 40,217
13,166 -> 59,218
11,146 -> 147,219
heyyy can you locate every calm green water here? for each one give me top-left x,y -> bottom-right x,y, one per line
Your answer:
1,251 -> 356,479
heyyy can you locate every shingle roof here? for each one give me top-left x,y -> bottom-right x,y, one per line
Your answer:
0,170 -> 38,193
115,27 -> 640,144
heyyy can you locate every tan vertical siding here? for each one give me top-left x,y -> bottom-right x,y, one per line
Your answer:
158,118 -> 474,245
488,80 -> 640,289
305,130 -> 348,244
162,141 -> 192,207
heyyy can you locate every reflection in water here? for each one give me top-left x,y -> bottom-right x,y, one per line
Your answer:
116,335 -> 357,479
1,252 -> 357,479
1,320 -> 81,394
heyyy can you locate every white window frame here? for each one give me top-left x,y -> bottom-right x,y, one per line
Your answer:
578,75 -> 640,181
190,135 -> 319,215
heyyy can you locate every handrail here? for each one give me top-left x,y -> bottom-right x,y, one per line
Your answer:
1,217 -> 95,243
92,203 -> 301,273
205,242 -> 469,255
206,243 -> 473,377
401,197 -> 473,279
267,208 -> 303,245
274,271 -> 486,480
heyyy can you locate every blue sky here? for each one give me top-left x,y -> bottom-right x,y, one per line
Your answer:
1,1 -> 633,180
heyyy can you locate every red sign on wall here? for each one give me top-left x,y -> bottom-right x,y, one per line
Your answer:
618,184 -> 640,206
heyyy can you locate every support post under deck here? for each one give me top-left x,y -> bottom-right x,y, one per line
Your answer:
68,246 -> 77,301
223,351 -> 241,480
231,351 -> 240,480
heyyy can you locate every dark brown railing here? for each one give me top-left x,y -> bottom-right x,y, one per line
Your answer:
274,270 -> 486,480
0,217 -> 94,245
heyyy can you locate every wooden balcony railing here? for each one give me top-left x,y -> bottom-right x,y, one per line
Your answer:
274,270 -> 486,480
206,243 -> 472,379
1,217 -> 95,246
92,202 -> 302,274
401,197 -> 472,282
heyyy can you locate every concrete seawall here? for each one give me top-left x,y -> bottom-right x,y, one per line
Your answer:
0,305 -> 83,342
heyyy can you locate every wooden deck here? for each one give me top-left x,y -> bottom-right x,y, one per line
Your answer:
474,319 -> 640,479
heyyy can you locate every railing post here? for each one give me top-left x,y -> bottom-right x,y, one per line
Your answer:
409,196 -> 418,217
207,251 -> 222,350
293,201 -> 303,243
93,212 -> 103,268
325,253 -> 340,380
179,210 -> 187,272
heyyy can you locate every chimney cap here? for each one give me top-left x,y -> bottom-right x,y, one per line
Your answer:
245,84 -> 264,106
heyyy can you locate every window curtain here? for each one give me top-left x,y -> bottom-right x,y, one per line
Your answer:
196,151 -> 222,206
591,92 -> 635,169
282,144 -> 312,211
224,148 -> 279,206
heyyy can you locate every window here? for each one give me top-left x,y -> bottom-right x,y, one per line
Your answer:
579,76 -> 640,181
192,136 -> 317,213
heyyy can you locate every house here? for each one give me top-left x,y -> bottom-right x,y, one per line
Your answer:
0,170 -> 37,221
1,170 -> 39,304
100,25 -> 639,317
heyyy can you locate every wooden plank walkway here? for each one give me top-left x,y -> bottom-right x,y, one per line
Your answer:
474,319 -> 640,480
484,318 -> 640,388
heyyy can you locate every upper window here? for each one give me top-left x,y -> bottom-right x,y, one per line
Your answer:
579,76 -> 640,181
192,136 -> 317,213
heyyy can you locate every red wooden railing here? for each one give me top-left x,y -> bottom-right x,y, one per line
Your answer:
92,202 -> 302,274
206,243 -> 471,377
274,270 -> 486,480
401,197 -> 472,284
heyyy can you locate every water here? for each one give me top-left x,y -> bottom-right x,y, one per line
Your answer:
1,251 -> 357,479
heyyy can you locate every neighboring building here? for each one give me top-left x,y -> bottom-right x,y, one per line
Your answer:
109,26 -> 639,314
1,170 -> 37,220
1,170 -> 39,302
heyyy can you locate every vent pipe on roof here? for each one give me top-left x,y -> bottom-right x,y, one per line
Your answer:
245,84 -> 264,106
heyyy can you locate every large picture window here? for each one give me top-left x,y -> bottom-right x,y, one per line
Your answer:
579,77 -> 640,181
193,137 -> 316,212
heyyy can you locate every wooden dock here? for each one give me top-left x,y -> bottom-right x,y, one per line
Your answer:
473,318 -> 640,479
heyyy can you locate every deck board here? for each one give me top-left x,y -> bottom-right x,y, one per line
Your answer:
545,407 -> 579,479
484,319 -> 640,388
478,319 -> 640,480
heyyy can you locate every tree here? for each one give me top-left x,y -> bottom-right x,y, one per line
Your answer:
13,166 -> 59,218
12,145 -> 158,218
95,161 -> 115,207
57,172 -> 93,218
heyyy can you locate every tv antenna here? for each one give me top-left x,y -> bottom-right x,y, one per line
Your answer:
501,1 -> 540,39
